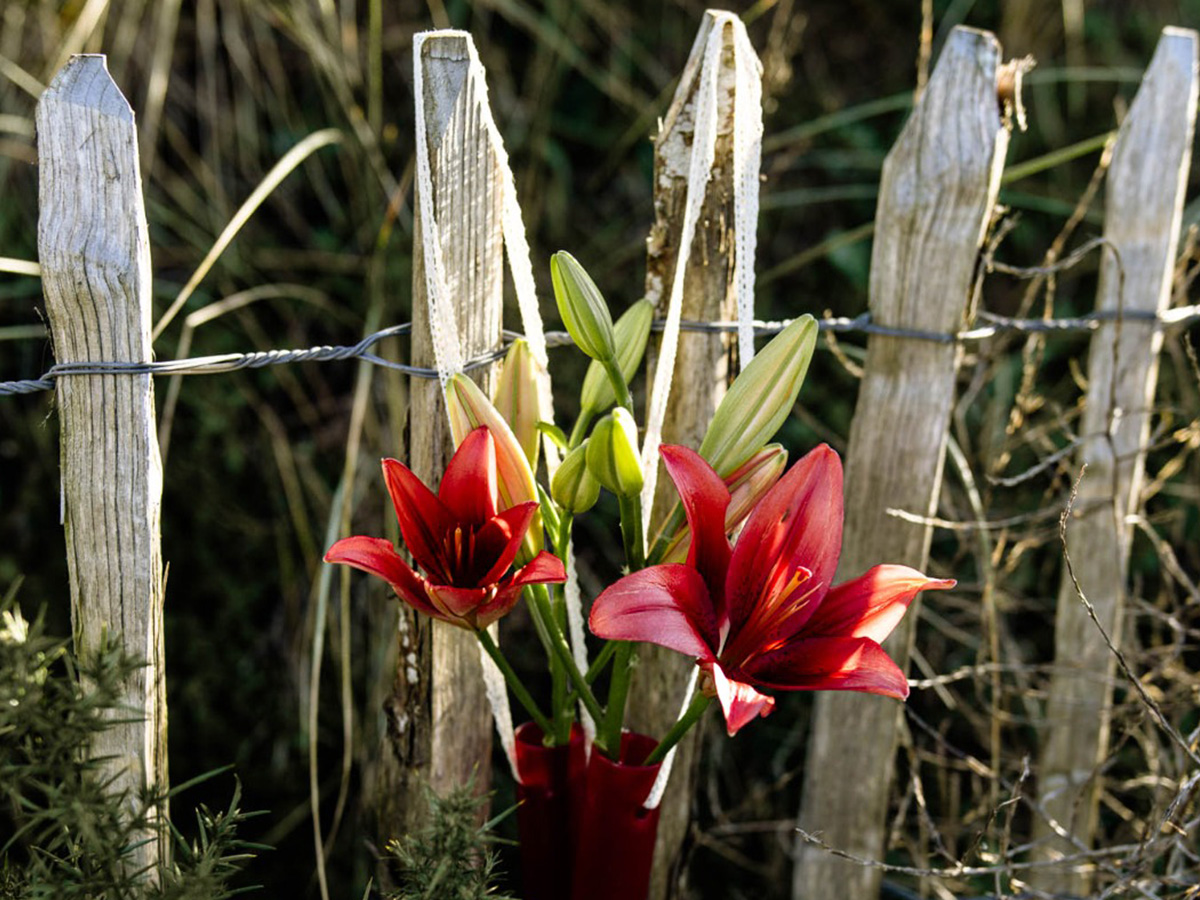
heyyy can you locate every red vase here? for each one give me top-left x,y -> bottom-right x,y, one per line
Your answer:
570,731 -> 662,900
514,721 -> 586,900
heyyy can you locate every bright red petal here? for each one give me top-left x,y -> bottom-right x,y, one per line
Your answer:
724,444 -> 843,640
589,564 -> 719,660
742,635 -> 910,699
507,550 -> 567,589
660,445 -> 732,613
482,551 -> 567,628
474,502 -> 539,586
324,535 -> 443,620
425,583 -> 490,629
808,565 -> 955,643
440,427 -> 499,525
382,458 -> 455,581
707,662 -> 776,736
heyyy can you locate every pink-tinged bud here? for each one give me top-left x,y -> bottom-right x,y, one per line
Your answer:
659,444 -> 787,563
698,315 -> 817,477
444,373 -> 542,556
724,443 -> 788,529
493,339 -> 541,470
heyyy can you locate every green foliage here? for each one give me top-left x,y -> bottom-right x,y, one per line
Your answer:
381,780 -> 513,900
0,602 -> 262,899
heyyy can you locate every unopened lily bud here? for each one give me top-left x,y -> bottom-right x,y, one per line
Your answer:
551,441 -> 600,514
698,315 -> 817,477
551,251 -> 618,363
580,298 -> 654,415
586,408 -> 643,498
493,339 -> 541,470
659,444 -> 788,563
444,374 -> 543,556
725,443 -> 788,526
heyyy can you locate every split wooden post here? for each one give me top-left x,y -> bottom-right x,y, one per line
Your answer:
371,32 -> 503,841
1031,28 -> 1198,896
36,54 -> 168,873
628,12 -> 754,899
793,28 -> 1008,900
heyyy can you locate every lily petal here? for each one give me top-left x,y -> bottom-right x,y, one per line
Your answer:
425,583 -> 492,628
482,550 -> 568,629
507,549 -> 568,591
589,564 -> 719,660
660,445 -> 732,613
707,662 -> 776,736
382,458 -> 455,582
474,502 -> 540,586
743,635 -> 910,699
439,427 -> 499,525
807,566 -> 955,643
724,443 -> 843,640
324,535 -> 443,620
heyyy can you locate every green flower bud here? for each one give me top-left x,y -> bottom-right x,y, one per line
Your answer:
586,408 -> 644,498
698,315 -> 817,477
580,298 -> 654,415
551,251 -> 618,363
550,441 -> 600,514
493,339 -> 540,470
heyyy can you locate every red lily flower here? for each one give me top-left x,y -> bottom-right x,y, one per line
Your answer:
325,427 -> 566,630
589,444 -> 954,736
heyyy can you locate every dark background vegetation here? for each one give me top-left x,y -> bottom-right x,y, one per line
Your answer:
2,1 -> 1199,897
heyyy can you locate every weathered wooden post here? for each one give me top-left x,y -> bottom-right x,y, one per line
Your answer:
628,12 -> 760,899
1031,28 -> 1197,896
370,31 -> 502,842
36,54 -> 168,873
793,28 -> 1009,900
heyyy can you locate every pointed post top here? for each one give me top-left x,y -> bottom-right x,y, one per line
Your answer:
40,54 -> 133,122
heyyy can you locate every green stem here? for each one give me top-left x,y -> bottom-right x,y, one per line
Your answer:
618,494 -> 645,572
602,357 -> 635,413
476,627 -> 554,737
644,692 -> 712,766
569,408 -> 595,449
550,511 -> 576,740
597,492 -> 648,754
528,582 -> 605,727
585,640 -> 617,683
600,641 -> 636,755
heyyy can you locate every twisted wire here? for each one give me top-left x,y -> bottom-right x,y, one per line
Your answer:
2,305 -> 1197,397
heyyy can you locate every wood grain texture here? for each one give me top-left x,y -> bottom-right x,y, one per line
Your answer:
1031,28 -> 1197,896
793,28 -> 1008,900
630,14 -> 744,899
372,32 -> 503,844
36,54 -> 167,872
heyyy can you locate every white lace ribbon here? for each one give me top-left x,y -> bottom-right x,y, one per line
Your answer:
641,13 -> 762,811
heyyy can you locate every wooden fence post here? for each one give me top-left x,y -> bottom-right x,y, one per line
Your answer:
792,28 -> 1008,900
36,54 -> 167,874
1031,28 -> 1198,896
628,12 -> 756,899
370,32 -> 502,843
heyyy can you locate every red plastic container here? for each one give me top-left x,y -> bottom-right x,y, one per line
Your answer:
570,731 -> 662,900
514,722 -> 586,900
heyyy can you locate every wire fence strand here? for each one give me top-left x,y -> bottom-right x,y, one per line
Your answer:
2,305 -> 1198,397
